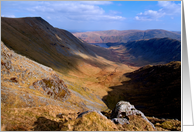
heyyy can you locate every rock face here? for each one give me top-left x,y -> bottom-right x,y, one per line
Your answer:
110,101 -> 156,130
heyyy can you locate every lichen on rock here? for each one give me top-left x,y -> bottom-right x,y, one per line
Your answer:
31,76 -> 70,102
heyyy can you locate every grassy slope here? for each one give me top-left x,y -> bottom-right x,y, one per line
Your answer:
1,41 -> 110,130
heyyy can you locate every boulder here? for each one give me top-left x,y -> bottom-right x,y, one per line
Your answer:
111,101 -> 156,130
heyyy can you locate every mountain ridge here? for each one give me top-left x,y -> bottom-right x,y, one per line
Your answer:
73,29 -> 181,44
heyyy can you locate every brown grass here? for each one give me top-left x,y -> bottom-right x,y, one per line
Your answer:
61,111 -> 118,131
1,104 -> 78,131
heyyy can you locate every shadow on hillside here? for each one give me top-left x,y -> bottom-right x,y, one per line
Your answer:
1,17 -> 111,75
33,117 -> 63,131
2,40 -> 110,75
102,63 -> 181,120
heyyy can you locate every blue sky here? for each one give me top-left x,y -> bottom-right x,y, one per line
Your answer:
1,1 -> 181,32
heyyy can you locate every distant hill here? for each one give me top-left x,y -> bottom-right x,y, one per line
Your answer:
73,29 -> 181,44
109,38 -> 181,66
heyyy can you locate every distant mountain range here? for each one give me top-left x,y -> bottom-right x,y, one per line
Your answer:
73,29 -> 181,44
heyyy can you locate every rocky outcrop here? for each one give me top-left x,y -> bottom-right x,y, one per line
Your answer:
31,76 -> 70,102
110,101 -> 156,130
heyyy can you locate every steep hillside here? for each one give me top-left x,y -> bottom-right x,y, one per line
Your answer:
73,29 -> 181,44
109,38 -> 181,66
1,40 -> 108,109
1,40 -> 112,130
1,17 -> 95,75
103,61 -> 181,120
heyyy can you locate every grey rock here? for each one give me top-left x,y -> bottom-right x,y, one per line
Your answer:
111,101 -> 136,119
111,101 -> 156,130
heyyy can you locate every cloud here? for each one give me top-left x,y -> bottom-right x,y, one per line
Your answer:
158,1 -> 181,15
2,1 -> 125,22
135,1 -> 181,21
135,10 -> 165,21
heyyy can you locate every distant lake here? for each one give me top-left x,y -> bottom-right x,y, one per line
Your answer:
90,43 -> 109,48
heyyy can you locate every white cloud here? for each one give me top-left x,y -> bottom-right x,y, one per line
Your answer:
135,1 -> 181,21
158,1 -> 181,15
22,1 -> 125,21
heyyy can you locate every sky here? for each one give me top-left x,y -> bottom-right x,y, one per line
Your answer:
1,1 -> 181,32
